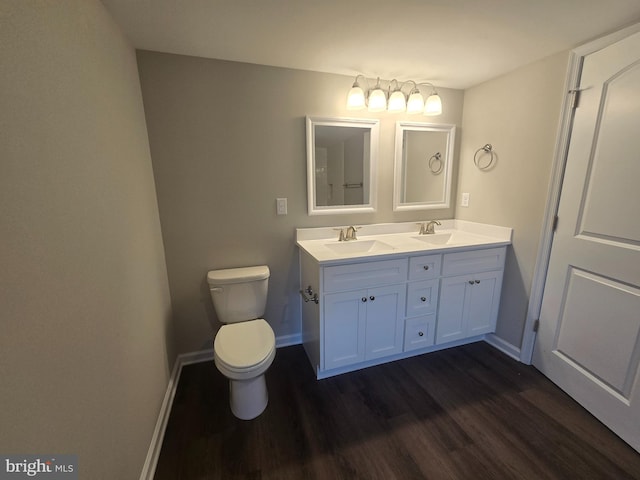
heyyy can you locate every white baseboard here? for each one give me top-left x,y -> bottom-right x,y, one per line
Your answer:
484,333 -> 521,361
139,355 -> 181,479
139,348 -> 217,480
276,333 -> 302,348
178,348 -> 215,365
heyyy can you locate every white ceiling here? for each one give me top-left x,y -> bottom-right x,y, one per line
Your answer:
100,0 -> 640,89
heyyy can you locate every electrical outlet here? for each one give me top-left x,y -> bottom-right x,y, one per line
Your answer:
461,192 -> 470,207
276,197 -> 288,215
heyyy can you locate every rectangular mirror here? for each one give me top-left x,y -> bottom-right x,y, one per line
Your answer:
306,116 -> 379,215
393,121 -> 456,211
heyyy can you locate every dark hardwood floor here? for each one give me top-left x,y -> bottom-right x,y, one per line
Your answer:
154,342 -> 640,479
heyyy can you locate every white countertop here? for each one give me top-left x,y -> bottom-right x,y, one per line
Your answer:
296,220 -> 512,265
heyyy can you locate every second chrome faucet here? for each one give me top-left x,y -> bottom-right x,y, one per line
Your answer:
335,225 -> 360,241
417,220 -> 441,235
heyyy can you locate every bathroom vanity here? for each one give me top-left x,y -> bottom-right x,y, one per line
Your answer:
296,220 -> 512,379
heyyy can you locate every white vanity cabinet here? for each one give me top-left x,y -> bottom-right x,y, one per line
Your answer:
436,248 -> 505,344
297,222 -> 511,379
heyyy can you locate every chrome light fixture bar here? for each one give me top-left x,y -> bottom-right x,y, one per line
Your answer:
346,75 -> 442,116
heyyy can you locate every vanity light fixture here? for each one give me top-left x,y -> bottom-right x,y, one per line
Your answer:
367,78 -> 387,112
406,82 -> 425,114
346,77 -> 366,110
387,80 -> 407,113
424,89 -> 443,116
346,75 -> 443,116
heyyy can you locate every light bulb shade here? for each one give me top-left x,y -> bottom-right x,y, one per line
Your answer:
367,88 -> 387,112
387,90 -> 406,113
406,91 -> 424,114
424,93 -> 442,116
347,86 -> 366,110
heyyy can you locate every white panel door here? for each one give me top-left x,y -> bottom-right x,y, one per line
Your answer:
533,30 -> 640,452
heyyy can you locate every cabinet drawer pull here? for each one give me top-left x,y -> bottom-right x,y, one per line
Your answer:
469,280 -> 475,285
418,331 -> 424,337
475,280 -> 481,284
423,265 -> 429,270
420,296 -> 427,302
362,297 -> 367,302
369,296 -> 375,301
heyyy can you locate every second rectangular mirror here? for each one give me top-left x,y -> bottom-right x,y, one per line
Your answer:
393,122 -> 456,211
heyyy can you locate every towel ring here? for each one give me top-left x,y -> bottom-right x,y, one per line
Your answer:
428,152 -> 444,175
474,144 -> 495,170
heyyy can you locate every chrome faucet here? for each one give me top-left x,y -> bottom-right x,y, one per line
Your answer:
345,225 -> 359,241
334,226 -> 360,241
417,220 -> 441,235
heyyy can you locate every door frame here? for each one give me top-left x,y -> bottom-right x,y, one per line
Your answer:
520,22 -> 640,364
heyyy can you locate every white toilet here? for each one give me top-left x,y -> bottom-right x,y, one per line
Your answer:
207,265 -> 276,420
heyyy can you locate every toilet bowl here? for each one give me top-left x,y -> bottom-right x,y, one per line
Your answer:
214,319 -> 275,419
207,266 -> 276,420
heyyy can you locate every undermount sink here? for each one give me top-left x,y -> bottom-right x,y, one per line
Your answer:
412,231 -> 481,246
324,239 -> 395,254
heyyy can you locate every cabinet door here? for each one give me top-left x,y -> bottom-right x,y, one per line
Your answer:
436,270 -> 503,345
436,276 -> 469,344
364,284 -> 406,360
467,270 -> 503,336
324,290 -> 367,369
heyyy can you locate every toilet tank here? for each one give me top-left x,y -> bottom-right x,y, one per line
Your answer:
207,266 -> 270,324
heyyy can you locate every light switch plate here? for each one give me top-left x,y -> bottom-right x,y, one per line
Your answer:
461,192 -> 470,207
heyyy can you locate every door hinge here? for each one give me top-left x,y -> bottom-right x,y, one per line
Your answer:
552,215 -> 559,232
533,319 -> 540,332
569,89 -> 581,109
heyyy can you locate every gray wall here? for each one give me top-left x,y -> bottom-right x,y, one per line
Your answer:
456,51 -> 570,349
0,1 -> 172,477
136,51 -> 464,355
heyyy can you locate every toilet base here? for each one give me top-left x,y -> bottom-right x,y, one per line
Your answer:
229,374 -> 268,420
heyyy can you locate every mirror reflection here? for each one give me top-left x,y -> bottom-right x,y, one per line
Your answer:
306,117 -> 379,215
314,125 -> 369,206
393,122 -> 456,211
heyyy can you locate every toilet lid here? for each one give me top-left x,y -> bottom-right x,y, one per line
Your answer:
214,319 -> 275,370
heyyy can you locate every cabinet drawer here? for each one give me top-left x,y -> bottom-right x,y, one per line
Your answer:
442,247 -> 506,277
323,259 -> 408,293
408,254 -> 442,280
404,315 -> 435,351
406,279 -> 439,318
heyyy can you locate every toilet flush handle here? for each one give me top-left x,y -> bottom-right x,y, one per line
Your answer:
210,287 -> 224,293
